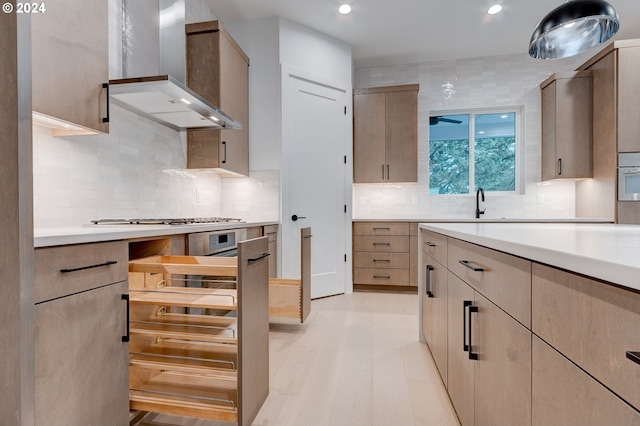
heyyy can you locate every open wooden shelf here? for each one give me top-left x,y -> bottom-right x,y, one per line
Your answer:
127,244 -> 269,425
130,314 -> 238,345
129,287 -> 237,310
129,371 -> 238,423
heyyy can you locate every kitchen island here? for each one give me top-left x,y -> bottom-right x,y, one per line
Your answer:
418,222 -> 640,425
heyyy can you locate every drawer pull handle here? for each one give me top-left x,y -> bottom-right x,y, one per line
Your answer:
60,260 -> 117,273
626,351 -> 640,365
373,259 -> 390,262
459,260 -> 484,272
373,275 -> 390,279
373,227 -> 391,231
426,265 -> 434,298
248,252 -> 271,262
122,294 -> 130,343
373,243 -> 391,246
425,242 -> 436,247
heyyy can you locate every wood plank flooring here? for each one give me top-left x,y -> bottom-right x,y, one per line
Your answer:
134,291 -> 459,426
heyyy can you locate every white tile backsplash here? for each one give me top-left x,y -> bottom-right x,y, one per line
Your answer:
353,52 -> 588,220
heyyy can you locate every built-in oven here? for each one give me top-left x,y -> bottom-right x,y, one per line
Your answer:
618,153 -> 640,201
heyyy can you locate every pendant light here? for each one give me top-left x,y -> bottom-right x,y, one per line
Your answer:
529,0 -> 620,59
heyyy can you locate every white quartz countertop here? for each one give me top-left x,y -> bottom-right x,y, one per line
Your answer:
34,221 -> 279,248
420,223 -> 640,292
354,218 -> 613,223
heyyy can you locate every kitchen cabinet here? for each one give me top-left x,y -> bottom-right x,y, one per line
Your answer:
577,40 -> 640,223
186,21 -> 250,176
353,85 -> 418,183
420,230 -> 448,384
540,72 -> 592,181
264,224 -> 279,278
446,262 -> 531,426
34,241 -> 129,425
532,263 -> 640,412
353,222 -> 412,289
32,0 -> 109,135
127,237 -> 269,425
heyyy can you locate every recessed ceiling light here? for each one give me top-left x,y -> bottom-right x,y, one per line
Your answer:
488,4 -> 502,15
338,4 -> 352,15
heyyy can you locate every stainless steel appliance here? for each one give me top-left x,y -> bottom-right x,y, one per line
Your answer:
187,228 -> 247,257
618,153 -> 640,201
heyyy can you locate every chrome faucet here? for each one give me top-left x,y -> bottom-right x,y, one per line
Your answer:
475,188 -> 485,219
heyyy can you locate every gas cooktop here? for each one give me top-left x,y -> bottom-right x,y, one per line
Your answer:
90,218 -> 243,225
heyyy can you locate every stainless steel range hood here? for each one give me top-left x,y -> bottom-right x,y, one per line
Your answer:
108,0 -> 241,131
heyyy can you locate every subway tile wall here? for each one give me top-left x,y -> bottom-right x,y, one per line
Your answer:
353,52 -> 590,220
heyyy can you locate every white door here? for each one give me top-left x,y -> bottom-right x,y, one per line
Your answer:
282,67 -> 351,298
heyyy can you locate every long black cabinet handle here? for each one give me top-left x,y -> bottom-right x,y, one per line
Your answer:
373,243 -> 391,246
626,351 -> 640,365
248,252 -> 271,263
222,141 -> 227,164
102,82 -> 110,123
459,260 -> 484,272
60,260 -> 117,273
122,294 -> 130,343
468,305 -> 479,360
426,265 -> 434,298
558,158 -> 562,176
425,242 -> 436,247
463,300 -> 472,352
373,259 -> 391,263
373,275 -> 390,279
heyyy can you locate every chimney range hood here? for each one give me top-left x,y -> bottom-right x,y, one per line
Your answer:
108,0 -> 241,131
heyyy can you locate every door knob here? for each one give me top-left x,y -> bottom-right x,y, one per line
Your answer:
291,214 -> 307,221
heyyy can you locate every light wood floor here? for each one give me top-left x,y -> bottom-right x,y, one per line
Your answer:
135,291 -> 460,426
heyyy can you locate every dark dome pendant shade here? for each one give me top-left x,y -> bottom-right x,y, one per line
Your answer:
529,0 -> 620,59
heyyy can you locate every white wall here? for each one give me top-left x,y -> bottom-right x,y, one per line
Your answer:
353,53 -> 591,220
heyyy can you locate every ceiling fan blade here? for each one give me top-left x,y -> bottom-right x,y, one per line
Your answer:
429,116 -> 463,125
439,117 -> 463,124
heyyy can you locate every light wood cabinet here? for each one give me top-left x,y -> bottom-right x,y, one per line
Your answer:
353,85 -> 418,183
421,250 -> 448,385
32,0 -> 109,134
540,72 -> 592,181
353,222 -> 413,288
34,242 -> 129,425
264,224 -> 279,278
186,21 -> 249,176
532,336 -> 639,425
532,263 -> 640,412
127,237 -> 269,425
578,41 -> 640,223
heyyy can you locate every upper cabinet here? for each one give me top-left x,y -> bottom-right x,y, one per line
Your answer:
186,21 -> 250,176
353,85 -> 419,183
32,0 -> 109,135
540,72 -> 592,181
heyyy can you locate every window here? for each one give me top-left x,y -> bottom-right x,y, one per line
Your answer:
429,110 -> 519,194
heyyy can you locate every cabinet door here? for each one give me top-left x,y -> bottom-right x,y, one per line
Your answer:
32,0 -> 109,134
353,92 -> 386,182
447,272 -> 475,426
385,90 -> 418,183
430,257 -> 448,385
618,48 -> 640,153
532,336 -> 639,425
474,291 -> 531,426
35,281 -> 129,425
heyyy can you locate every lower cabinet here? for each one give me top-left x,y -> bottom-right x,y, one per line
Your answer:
532,336 -> 639,425
421,251 -> 448,384
447,272 -> 532,426
34,241 -> 129,425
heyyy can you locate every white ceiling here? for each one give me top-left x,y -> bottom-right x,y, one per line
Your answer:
204,0 -> 640,68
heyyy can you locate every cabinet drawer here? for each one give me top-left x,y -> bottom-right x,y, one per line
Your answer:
353,235 -> 409,252
263,225 -> 278,242
532,263 -> 640,411
353,222 -> 410,236
35,241 -> 128,303
532,336 -> 639,425
353,251 -> 409,269
448,238 -> 531,328
354,268 -> 410,286
421,229 -> 448,266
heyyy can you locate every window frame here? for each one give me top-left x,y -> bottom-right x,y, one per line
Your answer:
428,106 -> 524,195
